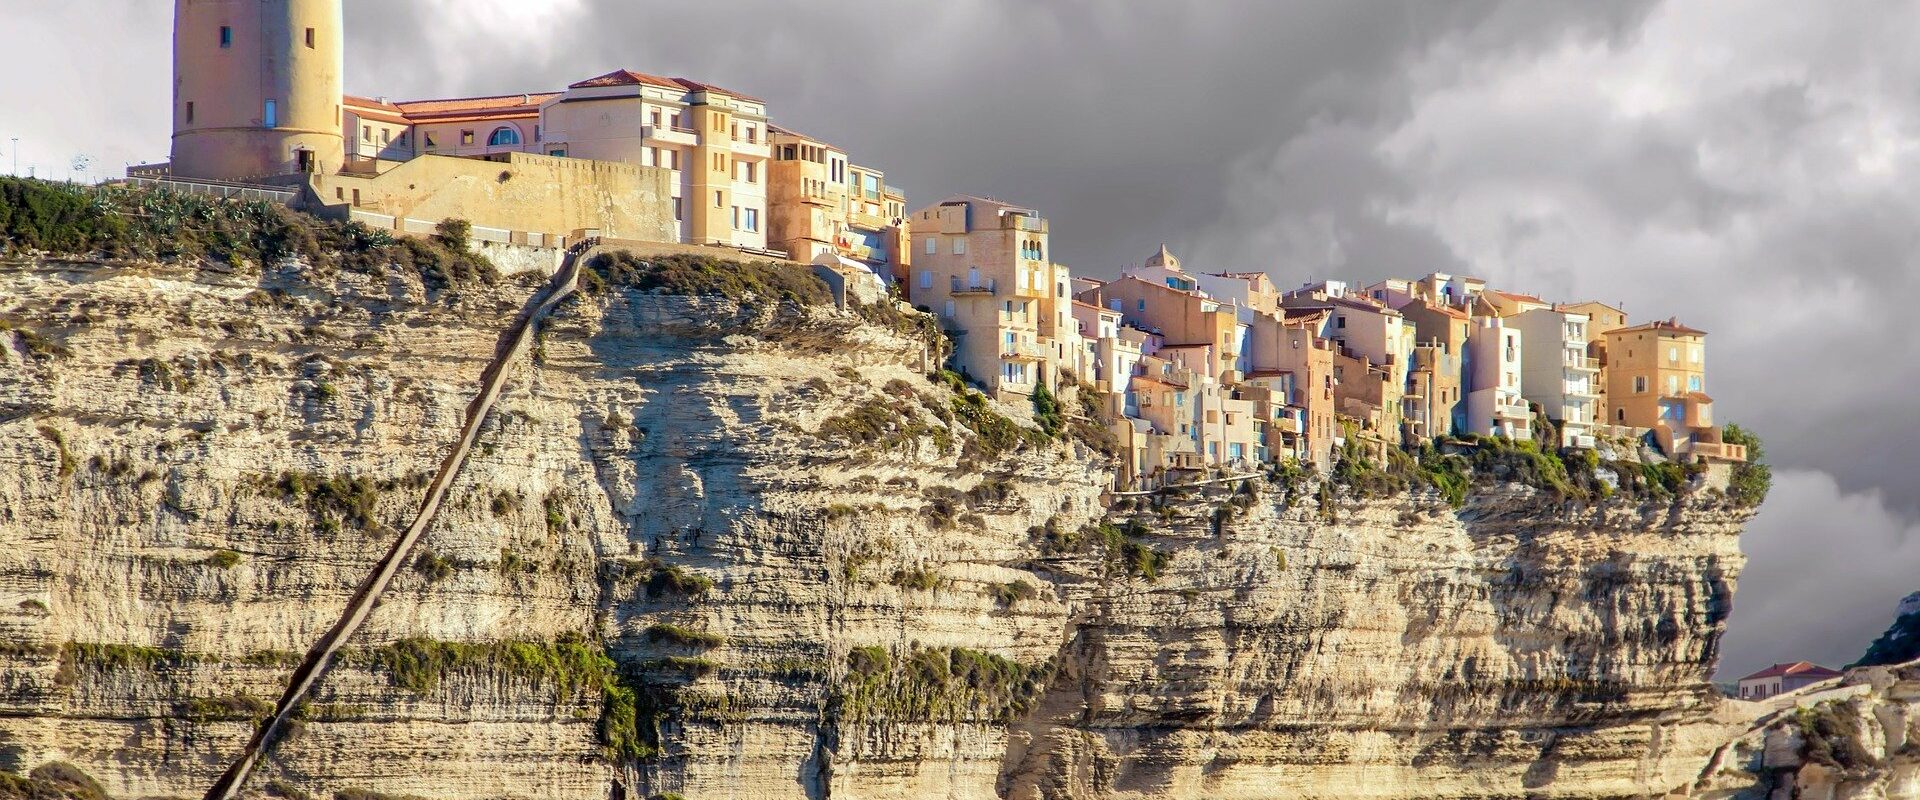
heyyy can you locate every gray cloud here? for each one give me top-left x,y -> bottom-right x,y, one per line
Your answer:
2,0 -> 1914,677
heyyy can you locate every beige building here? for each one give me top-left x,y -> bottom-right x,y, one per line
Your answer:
1397,299 -> 1472,437
907,196 -> 1078,397
1603,319 -> 1743,461
766,126 -> 909,285
1559,300 -> 1630,425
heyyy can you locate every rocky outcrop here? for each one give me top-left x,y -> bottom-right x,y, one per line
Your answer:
0,250 -> 1755,800
1689,662 -> 1920,799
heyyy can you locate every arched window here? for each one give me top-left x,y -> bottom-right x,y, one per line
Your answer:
487,126 -> 522,147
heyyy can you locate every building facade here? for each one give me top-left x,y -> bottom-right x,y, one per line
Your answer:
172,0 -> 346,181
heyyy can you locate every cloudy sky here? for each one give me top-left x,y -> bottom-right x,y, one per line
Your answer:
3,0 -> 1915,679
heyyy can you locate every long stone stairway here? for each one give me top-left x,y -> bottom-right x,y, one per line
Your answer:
204,240 -> 602,800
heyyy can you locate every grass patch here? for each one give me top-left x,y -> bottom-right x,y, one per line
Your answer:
201,549 -> 242,569
832,645 -> 1050,724
582,250 -> 831,306
643,623 -> 726,648
988,580 -> 1040,609
0,177 -> 496,289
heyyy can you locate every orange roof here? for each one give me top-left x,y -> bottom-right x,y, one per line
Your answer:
564,71 -> 765,103
343,95 -> 410,125
1395,298 -> 1468,319
390,92 -> 557,125
1611,318 -> 1707,336
569,69 -> 682,90
671,77 -> 763,103
1489,290 -> 1546,303
1738,661 -> 1841,682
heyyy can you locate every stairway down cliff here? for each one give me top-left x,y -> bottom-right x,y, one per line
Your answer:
0,241 -> 1756,800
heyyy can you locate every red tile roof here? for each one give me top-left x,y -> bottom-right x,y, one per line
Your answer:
1489,290 -> 1547,303
1611,318 -> 1707,336
391,92 -> 557,124
671,77 -> 764,103
1738,661 -> 1842,682
568,69 -> 683,90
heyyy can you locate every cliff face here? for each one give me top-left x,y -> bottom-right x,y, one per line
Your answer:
0,252 -> 1752,800
1691,662 -> 1920,800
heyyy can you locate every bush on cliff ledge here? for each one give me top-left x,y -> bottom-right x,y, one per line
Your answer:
0,177 -> 496,289
1722,423 -> 1772,507
581,250 -> 831,306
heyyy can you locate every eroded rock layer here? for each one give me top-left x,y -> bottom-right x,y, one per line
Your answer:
0,254 -> 1751,800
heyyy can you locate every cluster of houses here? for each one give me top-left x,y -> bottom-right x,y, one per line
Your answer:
150,3 -> 1746,489
894,197 -> 1746,486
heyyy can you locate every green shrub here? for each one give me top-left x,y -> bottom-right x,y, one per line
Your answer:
1795,701 -> 1879,771
411,549 -> 455,582
1030,383 -> 1065,438
8,762 -> 108,800
644,563 -> 714,599
832,645 -> 1049,724
889,567 -> 943,592
202,549 -> 242,569
989,580 -> 1040,608
0,177 -> 496,289
643,623 -> 725,648
264,779 -> 313,800
584,250 -> 831,306
433,218 -> 471,251
1723,423 -> 1772,507
181,691 -> 273,722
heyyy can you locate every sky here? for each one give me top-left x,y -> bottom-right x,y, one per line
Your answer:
2,0 -> 1916,680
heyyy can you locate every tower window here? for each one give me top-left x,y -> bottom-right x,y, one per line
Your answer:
219,26 -> 232,48
185,102 -> 194,123
263,100 -> 278,129
305,28 -> 315,48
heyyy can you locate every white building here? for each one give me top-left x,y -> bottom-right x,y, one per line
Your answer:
1509,307 -> 1601,448
1466,315 -> 1531,440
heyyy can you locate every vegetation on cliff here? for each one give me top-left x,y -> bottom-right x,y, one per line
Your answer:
1321,430 -> 1753,508
0,177 -> 494,289
832,645 -> 1051,723
579,250 -> 831,306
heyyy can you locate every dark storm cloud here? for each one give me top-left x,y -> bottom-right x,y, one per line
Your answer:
3,0 -> 1914,681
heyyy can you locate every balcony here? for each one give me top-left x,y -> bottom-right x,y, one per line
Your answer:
849,209 -> 891,231
730,138 -> 771,160
1006,215 -> 1047,233
1690,441 -> 1747,462
950,276 -> 997,295
642,124 -> 698,147
1002,340 -> 1049,361
1564,380 -> 1600,399
883,184 -> 904,200
1493,399 -> 1530,421
1564,354 -> 1600,372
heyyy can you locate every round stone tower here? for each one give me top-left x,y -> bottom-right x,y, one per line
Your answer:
170,0 -> 344,182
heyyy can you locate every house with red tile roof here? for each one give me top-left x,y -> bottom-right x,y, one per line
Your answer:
1736,662 -> 1843,700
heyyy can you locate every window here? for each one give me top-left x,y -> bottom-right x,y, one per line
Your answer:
1336,316 -> 1346,329
487,127 -> 520,146
743,208 -> 758,232
731,206 -> 740,230
1690,347 -> 1701,363
1137,299 -> 1146,312
305,27 -> 315,48
219,26 -> 232,48
924,237 -> 936,255
651,109 -> 662,127
460,130 -> 475,146
533,125 -> 541,142
672,196 -> 682,221
714,190 -> 723,207
1634,376 -> 1648,393
669,112 -> 682,129
919,270 -> 931,289
743,123 -> 756,142
1668,346 -> 1679,363
1688,375 -> 1702,392
185,102 -> 194,123
952,238 -> 966,255
380,129 -> 390,145
944,300 -> 954,318
362,125 -> 372,143
1666,375 -> 1678,394
263,99 -> 278,128
424,132 -> 437,149
548,148 -> 566,157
